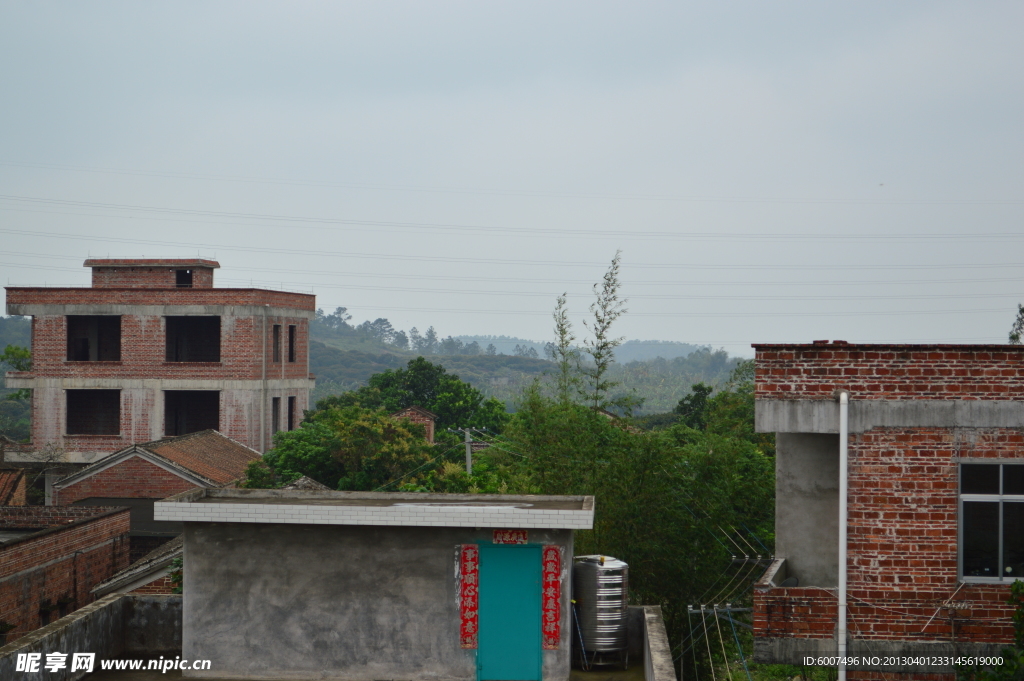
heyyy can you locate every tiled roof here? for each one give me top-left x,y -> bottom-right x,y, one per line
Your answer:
0,469 -> 26,505
282,475 -> 331,491
91,536 -> 182,596
141,430 -> 261,485
391,405 -> 439,421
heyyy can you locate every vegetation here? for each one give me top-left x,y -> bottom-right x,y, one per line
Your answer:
245,260 -> 775,674
0,318 -> 32,442
1010,304 -> 1024,345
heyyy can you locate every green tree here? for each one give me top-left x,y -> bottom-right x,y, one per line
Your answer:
674,382 -> 713,430
248,406 -> 437,490
551,293 -> 581,404
581,251 -> 628,409
313,357 -> 508,433
1010,304 -> 1024,344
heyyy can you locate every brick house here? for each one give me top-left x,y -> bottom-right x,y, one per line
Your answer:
3,258 -> 315,464
0,505 -> 130,643
753,342 -> 1023,678
391,405 -> 438,443
51,429 -> 261,557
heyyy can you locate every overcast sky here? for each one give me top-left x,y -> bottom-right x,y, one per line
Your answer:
1,2 -> 1021,357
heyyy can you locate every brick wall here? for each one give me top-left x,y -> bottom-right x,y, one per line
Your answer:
52,455 -> 198,506
0,507 -> 130,640
91,267 -> 214,289
130,574 -> 175,595
754,343 -> 1024,400
753,343 -> 1020,654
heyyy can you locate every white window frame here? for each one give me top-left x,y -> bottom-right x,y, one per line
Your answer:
958,459 -> 1024,583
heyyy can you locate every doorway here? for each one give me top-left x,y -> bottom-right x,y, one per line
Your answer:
477,544 -> 542,681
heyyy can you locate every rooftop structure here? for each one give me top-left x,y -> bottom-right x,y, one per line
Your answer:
4,258 -> 315,462
752,342 -> 1023,676
156,488 -> 594,680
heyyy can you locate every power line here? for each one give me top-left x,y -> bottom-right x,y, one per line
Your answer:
3,160 -> 1022,205
2,195 -> 1024,242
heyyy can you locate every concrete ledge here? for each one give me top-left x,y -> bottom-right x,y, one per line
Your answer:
642,605 -> 677,681
756,399 -> 1024,434
755,637 -> 1011,672
0,594 -> 125,681
6,378 -> 314,390
0,594 -> 183,681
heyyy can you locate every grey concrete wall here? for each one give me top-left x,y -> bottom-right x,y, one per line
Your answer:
0,594 -> 183,681
182,523 -> 574,681
756,398 -> 1024,434
0,594 -> 125,681
641,606 -> 677,681
775,433 -> 838,587
124,595 -> 183,655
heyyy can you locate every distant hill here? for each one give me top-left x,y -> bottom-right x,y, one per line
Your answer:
0,316 -> 31,350
455,336 -> 705,363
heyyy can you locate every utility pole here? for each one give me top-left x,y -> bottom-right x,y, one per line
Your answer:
447,428 -> 482,475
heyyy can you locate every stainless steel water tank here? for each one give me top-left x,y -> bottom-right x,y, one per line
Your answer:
572,555 -> 629,653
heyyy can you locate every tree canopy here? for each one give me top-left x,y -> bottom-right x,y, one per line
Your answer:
312,356 -> 508,433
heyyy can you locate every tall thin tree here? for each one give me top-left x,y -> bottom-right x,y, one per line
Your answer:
582,251 -> 628,410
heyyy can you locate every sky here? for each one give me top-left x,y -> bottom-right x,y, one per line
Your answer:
1,2 -> 1021,357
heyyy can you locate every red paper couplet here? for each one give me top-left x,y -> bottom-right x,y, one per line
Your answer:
459,544 -> 479,648
492,529 -> 529,544
541,545 -> 561,649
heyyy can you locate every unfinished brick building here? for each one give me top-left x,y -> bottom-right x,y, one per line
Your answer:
3,259 -> 315,463
753,342 -> 1023,678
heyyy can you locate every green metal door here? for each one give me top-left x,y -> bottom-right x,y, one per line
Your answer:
477,545 -> 542,681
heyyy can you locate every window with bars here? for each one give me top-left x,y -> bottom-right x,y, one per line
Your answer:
960,462 -> 1024,581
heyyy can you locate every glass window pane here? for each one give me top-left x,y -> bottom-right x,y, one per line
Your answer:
1004,465 -> 1024,495
1004,502 -> 1024,580
962,501 -> 999,577
962,465 -> 1000,494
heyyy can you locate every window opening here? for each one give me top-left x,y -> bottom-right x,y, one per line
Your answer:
66,316 -> 121,361
66,390 -> 121,435
165,316 -> 221,362
288,325 -> 297,363
164,391 -> 219,436
175,269 -> 193,288
272,397 -> 281,434
272,325 -> 282,363
287,396 -> 296,431
961,462 -> 1024,581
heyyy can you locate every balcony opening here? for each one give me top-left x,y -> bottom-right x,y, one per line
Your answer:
165,316 -> 221,362
272,397 -> 281,433
272,324 -> 282,363
66,316 -> 121,361
175,269 -> 193,288
66,389 -> 121,435
288,396 -> 296,431
164,390 -> 219,436
288,325 -> 297,362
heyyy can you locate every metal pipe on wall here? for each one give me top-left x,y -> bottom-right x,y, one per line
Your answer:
838,391 -> 849,681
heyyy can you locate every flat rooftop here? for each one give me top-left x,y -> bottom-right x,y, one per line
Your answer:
155,488 -> 594,529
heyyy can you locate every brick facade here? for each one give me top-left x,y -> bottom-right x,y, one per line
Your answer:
51,455 -> 197,506
753,343 -> 1023,679
0,506 -> 130,641
4,259 -> 315,459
